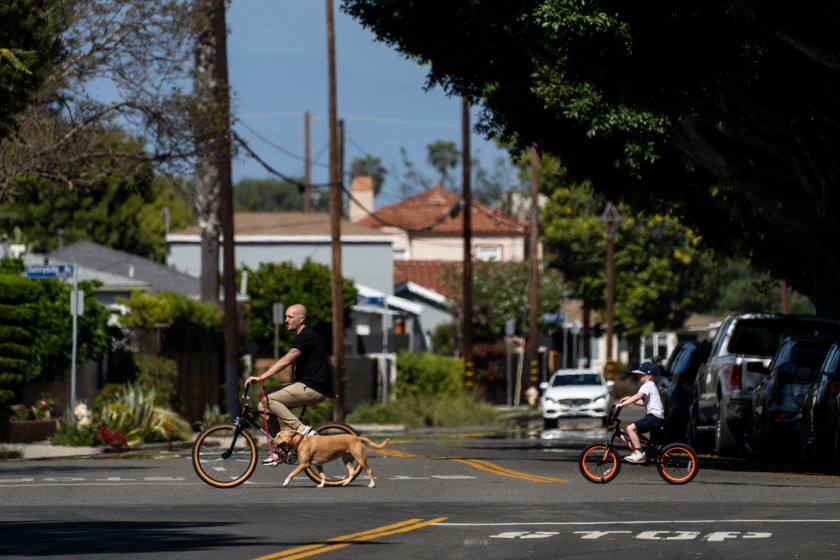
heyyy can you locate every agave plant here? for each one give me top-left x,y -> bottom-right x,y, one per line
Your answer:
96,382 -> 191,446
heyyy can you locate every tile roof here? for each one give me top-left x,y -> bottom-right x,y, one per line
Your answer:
394,260 -> 462,299
47,240 -> 200,297
171,212 -> 390,237
357,185 -> 528,235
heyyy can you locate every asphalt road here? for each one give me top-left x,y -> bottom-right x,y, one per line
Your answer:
3,421 -> 840,560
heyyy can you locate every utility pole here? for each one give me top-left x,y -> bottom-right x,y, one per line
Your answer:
304,110 -> 311,213
601,202 -> 622,362
326,0 -> 345,421
527,144 -> 540,387
461,95 -> 474,390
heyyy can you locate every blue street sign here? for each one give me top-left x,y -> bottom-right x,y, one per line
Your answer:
358,295 -> 385,306
542,312 -> 566,324
25,263 -> 74,279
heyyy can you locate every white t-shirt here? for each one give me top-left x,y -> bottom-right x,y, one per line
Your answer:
640,380 -> 665,419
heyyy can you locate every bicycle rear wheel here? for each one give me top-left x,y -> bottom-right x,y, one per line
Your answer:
578,444 -> 621,483
657,442 -> 699,484
192,423 -> 257,488
304,421 -> 364,487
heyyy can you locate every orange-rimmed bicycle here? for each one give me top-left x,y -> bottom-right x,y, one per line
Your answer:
578,405 -> 699,485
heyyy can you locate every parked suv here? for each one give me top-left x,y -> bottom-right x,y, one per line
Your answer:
800,343 -> 840,465
687,314 -> 840,456
749,336 -> 840,459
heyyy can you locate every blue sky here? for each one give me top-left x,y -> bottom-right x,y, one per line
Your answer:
227,0 -> 511,208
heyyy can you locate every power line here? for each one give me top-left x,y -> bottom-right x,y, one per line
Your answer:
236,120 -> 331,170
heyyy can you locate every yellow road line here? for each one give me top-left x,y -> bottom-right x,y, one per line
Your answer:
375,448 -> 421,458
253,517 -> 448,560
453,458 -> 568,483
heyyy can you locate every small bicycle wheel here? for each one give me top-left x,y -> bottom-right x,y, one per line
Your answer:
304,421 -> 364,487
578,444 -> 621,484
192,424 -> 257,488
657,442 -> 699,485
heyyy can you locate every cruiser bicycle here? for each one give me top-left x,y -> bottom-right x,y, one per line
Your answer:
191,386 -> 361,488
578,405 -> 699,485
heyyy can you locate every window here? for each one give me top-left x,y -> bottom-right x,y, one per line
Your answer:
476,245 -> 501,261
393,248 -> 407,260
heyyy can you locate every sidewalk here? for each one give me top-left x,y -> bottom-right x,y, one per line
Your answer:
1,423 -> 409,461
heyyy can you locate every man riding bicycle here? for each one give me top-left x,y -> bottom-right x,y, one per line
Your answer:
244,304 -> 334,465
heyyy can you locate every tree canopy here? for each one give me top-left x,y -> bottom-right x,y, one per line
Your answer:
343,1 -> 840,317
0,0 -> 63,141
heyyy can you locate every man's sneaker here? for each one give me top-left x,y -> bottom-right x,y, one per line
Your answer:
295,424 -> 316,436
624,450 -> 646,463
262,447 -> 285,466
262,454 -> 282,467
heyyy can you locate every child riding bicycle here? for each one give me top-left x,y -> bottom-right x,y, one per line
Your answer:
615,361 -> 665,463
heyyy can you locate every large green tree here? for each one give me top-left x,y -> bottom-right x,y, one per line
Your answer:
343,1 -> 840,317
0,127 -> 193,260
243,260 -> 358,356
234,177 -> 307,212
0,0 -> 63,141
539,159 -> 718,338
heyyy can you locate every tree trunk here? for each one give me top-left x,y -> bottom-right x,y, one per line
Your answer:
193,0 -> 226,303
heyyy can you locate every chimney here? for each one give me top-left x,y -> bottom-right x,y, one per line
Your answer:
349,175 -> 374,222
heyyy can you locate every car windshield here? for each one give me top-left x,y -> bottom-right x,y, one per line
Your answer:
551,374 -> 602,387
729,319 -> 840,356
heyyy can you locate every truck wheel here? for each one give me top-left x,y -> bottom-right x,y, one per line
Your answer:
686,404 -> 711,454
714,403 -> 740,457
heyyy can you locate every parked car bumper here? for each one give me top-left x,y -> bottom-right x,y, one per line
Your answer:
726,400 -> 751,424
541,400 -> 610,420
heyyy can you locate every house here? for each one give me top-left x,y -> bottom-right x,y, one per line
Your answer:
165,211 -> 427,355
167,212 -> 394,294
354,183 -> 529,263
351,182 -> 532,337
46,240 -> 200,303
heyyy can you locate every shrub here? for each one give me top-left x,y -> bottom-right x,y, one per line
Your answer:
347,393 -> 500,429
134,355 -> 182,413
395,351 -> 463,398
52,382 -> 192,447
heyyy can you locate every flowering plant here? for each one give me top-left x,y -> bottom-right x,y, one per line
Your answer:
30,392 -> 56,420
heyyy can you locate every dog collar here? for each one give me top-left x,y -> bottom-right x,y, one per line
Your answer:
290,432 -> 303,451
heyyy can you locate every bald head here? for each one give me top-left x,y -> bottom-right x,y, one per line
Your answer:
284,304 -> 307,334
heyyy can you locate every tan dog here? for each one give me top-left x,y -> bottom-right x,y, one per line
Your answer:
273,430 -> 390,488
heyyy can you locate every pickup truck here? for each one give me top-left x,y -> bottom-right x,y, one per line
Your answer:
688,313 -> 840,456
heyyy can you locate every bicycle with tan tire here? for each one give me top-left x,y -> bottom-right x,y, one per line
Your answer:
191,386 -> 360,488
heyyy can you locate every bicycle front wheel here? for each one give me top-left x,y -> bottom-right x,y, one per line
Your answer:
579,444 -> 620,483
304,421 -> 364,487
657,442 -> 699,485
192,423 -> 257,488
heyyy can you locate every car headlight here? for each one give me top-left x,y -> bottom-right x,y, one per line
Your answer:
542,398 -> 555,406
594,396 -> 606,405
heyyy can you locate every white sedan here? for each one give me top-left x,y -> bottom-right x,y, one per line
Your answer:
539,369 -> 614,429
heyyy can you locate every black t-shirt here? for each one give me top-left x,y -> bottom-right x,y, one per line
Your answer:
291,326 -> 335,396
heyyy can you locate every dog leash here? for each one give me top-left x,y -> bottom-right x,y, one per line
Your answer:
259,378 -> 278,461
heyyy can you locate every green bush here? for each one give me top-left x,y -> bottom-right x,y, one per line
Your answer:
347,393 -> 500,429
52,382 -> 192,447
118,290 -> 223,352
134,355 -> 182,413
395,351 -> 463,398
